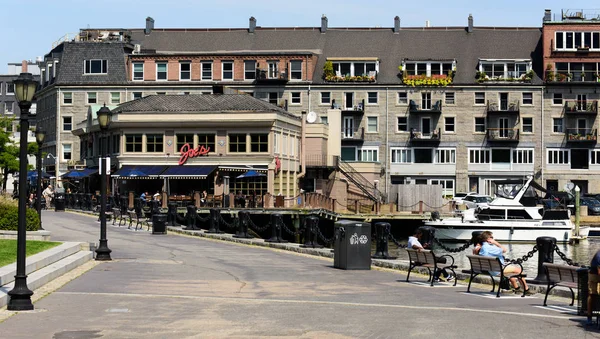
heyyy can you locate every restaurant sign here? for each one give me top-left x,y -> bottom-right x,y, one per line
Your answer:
179,143 -> 210,165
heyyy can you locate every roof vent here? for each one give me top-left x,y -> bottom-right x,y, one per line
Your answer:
320,15 -> 328,33
543,9 -> 552,22
393,16 -> 400,33
249,16 -> 256,33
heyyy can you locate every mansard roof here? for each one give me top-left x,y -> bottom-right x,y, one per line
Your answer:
54,42 -> 130,85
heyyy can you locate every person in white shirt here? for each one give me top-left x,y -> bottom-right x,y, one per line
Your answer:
408,228 -> 453,282
42,185 -> 54,209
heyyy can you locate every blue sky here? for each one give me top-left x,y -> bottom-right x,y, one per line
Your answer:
0,0 -> 594,73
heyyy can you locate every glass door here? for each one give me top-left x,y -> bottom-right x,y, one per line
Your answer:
421,117 -> 431,136
343,116 -> 354,138
344,92 -> 354,109
499,117 -> 509,138
500,93 -> 509,111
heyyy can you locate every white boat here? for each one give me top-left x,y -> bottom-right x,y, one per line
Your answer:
426,176 -> 588,243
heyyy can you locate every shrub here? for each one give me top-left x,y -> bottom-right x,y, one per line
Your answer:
0,199 -> 40,231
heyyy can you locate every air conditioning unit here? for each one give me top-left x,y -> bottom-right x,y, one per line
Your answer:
133,44 -> 141,54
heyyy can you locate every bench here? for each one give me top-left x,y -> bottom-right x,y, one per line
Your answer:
406,249 -> 457,286
466,254 -> 526,298
542,262 -> 582,307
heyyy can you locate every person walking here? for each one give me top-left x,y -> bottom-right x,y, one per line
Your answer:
42,185 -> 54,209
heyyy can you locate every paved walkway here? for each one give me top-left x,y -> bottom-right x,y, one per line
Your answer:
0,211 -> 597,338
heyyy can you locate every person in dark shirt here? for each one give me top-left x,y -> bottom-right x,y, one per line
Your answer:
588,249 -> 600,325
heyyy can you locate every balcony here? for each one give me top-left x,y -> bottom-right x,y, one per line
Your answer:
400,73 -> 454,87
254,68 -> 289,84
546,71 -> 599,83
476,71 -> 533,84
332,99 -> 365,114
341,127 -> 365,142
410,128 -> 441,144
486,128 -> 519,142
564,100 -> 598,114
409,100 -> 442,114
486,100 -> 520,114
566,128 -> 597,143
324,71 -> 377,83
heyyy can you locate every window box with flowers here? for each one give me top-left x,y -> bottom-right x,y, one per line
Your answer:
400,73 -> 454,87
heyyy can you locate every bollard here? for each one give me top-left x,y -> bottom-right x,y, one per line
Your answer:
372,222 -> 396,259
528,236 -> 556,284
266,213 -> 287,243
417,226 -> 436,248
300,216 -> 321,248
233,211 -> 252,238
185,205 -> 199,230
206,208 -> 223,233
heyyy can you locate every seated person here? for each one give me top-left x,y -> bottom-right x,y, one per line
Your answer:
200,190 -> 208,206
474,231 -> 533,295
408,229 -> 453,282
235,191 -> 246,208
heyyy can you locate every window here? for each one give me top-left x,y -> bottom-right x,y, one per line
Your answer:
125,134 -> 143,152
63,116 -> 72,131
474,117 -> 486,133
0,83 -> 2,94
321,92 -> 331,104
555,31 -> 600,50
132,92 -> 142,100
244,60 -> 256,80
320,116 -> 328,124
553,93 -> 563,105
111,92 -> 120,104
414,148 -> 433,163
397,92 -> 408,104
291,92 -> 301,104
522,117 -> 533,133
62,144 -> 72,161
436,149 -> 456,164
201,62 -> 212,80
367,92 -> 378,104
475,92 -> 485,105
197,134 -> 215,152
63,92 -> 73,105
6,83 -> 14,94
249,134 -> 268,152
273,133 -> 279,154
403,61 -> 454,76
445,92 -> 455,105
112,135 -> 120,154
332,61 -> 377,77
222,61 -> 233,80
290,60 -> 302,80
469,149 -> 490,164
479,60 -> 530,78
547,149 -> 569,164
156,92 -> 166,95
180,62 -> 191,80
229,134 -> 246,152
592,150 -> 600,165
176,134 -> 194,152
421,92 -> 431,109
359,148 -> 378,162
522,93 -> 533,105
156,62 -> 167,80
87,92 -> 97,104
391,148 -> 411,163
84,59 -> 107,74
513,149 -> 534,164
397,117 -> 408,132
146,134 -> 164,152
282,135 -> 287,155
5,102 -> 13,114
133,62 -> 144,81
445,117 -> 455,133
367,117 -> 378,132
553,118 -> 564,133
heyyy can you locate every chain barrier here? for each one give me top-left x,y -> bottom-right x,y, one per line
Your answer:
422,201 -> 451,209
246,215 -> 271,232
506,245 -> 538,265
432,237 -> 472,253
315,226 -> 334,244
195,213 -> 210,223
387,233 -> 408,248
277,215 -> 303,236
553,244 -> 580,266
218,213 -> 237,229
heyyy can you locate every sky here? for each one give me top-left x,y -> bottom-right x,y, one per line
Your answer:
0,0 -> 596,73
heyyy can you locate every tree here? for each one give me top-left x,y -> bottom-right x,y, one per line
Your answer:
0,117 -> 38,192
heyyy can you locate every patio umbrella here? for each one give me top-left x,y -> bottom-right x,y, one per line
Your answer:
236,170 -> 266,179
27,170 -> 52,180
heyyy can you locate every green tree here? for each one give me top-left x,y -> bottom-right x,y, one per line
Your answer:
0,117 -> 39,192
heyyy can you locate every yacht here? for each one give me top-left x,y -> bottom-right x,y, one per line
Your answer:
426,176 -> 588,243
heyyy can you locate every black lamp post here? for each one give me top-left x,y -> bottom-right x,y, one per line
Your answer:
35,126 -> 45,231
95,104 -> 112,261
7,73 -> 37,311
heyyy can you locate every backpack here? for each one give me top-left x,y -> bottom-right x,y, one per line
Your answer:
499,276 -> 511,290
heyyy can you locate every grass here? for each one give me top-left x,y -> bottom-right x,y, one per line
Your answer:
0,239 -> 61,267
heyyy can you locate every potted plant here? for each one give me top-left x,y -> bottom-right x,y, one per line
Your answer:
323,61 -> 334,80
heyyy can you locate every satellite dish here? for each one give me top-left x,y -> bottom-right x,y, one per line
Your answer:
306,111 -> 318,123
565,182 -> 575,192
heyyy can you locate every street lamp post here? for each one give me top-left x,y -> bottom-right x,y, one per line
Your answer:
95,104 -> 112,261
35,126 -> 45,230
7,73 -> 37,311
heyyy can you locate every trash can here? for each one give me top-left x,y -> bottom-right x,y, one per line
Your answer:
275,195 -> 284,208
54,193 -> 65,212
152,214 -> 167,234
578,267 -> 590,316
333,219 -> 371,270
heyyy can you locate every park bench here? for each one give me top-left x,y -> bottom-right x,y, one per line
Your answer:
542,262 -> 582,307
466,254 -> 527,298
406,249 -> 457,286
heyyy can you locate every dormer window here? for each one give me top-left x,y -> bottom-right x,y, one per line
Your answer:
84,59 -> 108,74
330,59 -> 378,77
403,61 -> 455,76
478,59 -> 532,81
555,31 -> 600,50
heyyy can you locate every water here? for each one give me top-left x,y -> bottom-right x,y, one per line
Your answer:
386,238 -> 600,273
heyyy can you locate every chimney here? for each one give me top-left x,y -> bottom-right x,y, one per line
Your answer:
249,16 -> 256,33
320,15 -> 328,33
543,9 -> 552,22
467,14 -> 473,33
425,20 -> 431,28
145,17 -> 154,35
21,60 -> 28,73
393,16 -> 400,33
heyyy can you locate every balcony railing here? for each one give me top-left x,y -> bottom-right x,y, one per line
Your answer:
332,99 -> 365,114
341,127 -> 365,141
566,128 -> 597,142
487,100 -> 520,114
476,71 -> 533,83
546,71 -> 600,83
324,71 -> 377,83
305,154 -> 337,168
486,128 -> 520,142
564,100 -> 598,114
410,128 -> 441,143
409,100 -> 442,114
254,68 -> 289,83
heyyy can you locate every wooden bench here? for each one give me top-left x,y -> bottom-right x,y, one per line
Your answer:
406,249 -> 457,286
542,262 -> 581,307
466,254 -> 526,298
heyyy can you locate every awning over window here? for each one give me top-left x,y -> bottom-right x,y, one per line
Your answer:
112,165 -> 167,179
62,169 -> 98,179
160,166 -> 216,179
218,165 -> 268,173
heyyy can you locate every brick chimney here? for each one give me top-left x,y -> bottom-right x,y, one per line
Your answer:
21,60 -> 28,73
320,15 -> 328,33
393,16 -> 400,33
249,16 -> 256,33
145,17 -> 154,35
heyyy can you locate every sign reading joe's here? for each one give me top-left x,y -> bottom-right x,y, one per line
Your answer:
333,220 -> 371,270
178,143 -> 209,165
